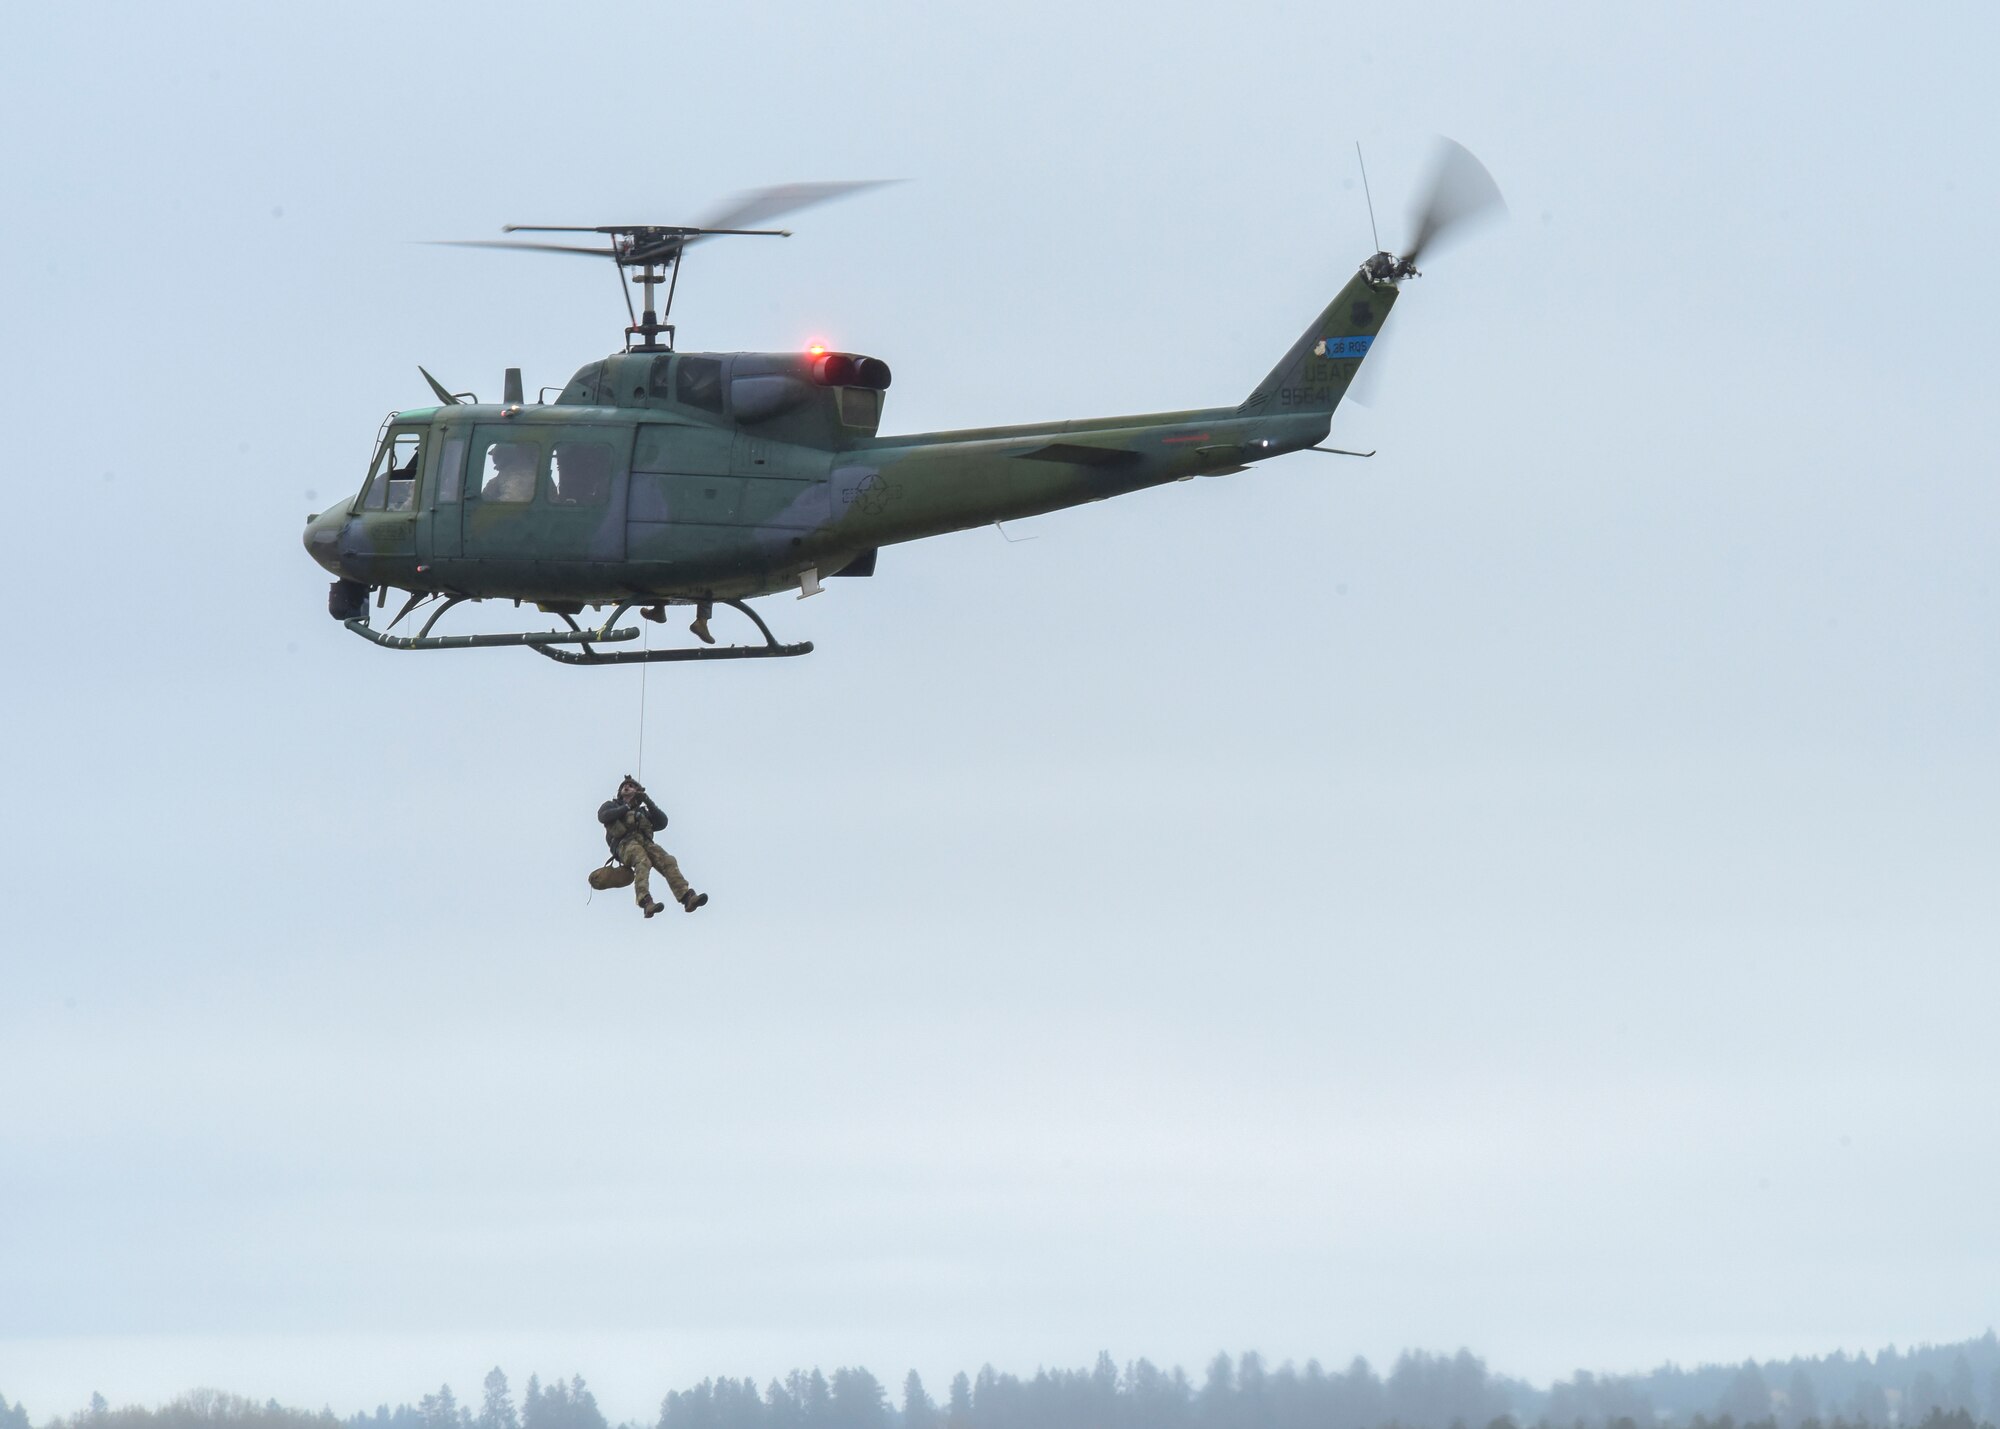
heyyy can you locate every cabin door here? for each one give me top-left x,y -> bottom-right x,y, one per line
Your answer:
538,424 -> 633,565
418,422 -> 468,563
460,423 -> 634,573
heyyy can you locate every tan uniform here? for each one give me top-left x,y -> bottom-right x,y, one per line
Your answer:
599,795 -> 690,908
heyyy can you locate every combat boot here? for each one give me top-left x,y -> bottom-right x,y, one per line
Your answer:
681,890 -> 709,913
643,898 -> 666,918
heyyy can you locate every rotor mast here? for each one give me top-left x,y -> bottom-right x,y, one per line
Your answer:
629,251 -> 679,352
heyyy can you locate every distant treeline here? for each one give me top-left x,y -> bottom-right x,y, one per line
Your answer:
6,1332 -> 2000,1429
655,1338 -> 2000,1429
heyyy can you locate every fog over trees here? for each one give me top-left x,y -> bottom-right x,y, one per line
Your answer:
7,1334 -> 2000,1429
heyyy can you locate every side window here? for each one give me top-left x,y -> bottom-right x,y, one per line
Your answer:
676,356 -> 723,412
549,440 -> 614,507
480,440 -> 539,503
363,431 -> 423,512
434,433 -> 467,505
648,355 -> 674,400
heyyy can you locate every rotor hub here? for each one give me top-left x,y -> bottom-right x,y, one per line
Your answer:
1361,251 -> 1420,285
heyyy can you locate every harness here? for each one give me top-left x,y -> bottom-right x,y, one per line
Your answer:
602,798 -> 658,853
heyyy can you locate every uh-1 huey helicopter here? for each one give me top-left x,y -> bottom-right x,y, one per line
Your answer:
303,147 -> 1503,665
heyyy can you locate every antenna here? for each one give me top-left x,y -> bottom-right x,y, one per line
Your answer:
1356,141 -> 1382,253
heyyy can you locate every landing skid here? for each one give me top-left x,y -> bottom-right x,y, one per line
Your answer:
339,594 -> 811,665
537,599 -> 812,665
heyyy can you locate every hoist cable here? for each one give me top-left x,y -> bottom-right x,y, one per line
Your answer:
635,620 -> 650,781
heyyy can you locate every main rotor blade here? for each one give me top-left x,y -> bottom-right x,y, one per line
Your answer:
501,224 -> 788,237
427,239 -> 617,258
695,180 -> 898,237
430,183 -> 893,283
1403,137 -> 1505,267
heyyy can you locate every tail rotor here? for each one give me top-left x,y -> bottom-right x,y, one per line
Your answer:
1348,137 -> 1505,406
1399,136 -> 1507,274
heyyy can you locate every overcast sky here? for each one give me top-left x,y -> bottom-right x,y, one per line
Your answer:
2,1 -> 1996,1421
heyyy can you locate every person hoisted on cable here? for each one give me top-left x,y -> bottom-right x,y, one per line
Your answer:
597,775 -> 708,919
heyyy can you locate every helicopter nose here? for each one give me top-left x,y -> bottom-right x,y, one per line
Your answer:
303,506 -> 343,575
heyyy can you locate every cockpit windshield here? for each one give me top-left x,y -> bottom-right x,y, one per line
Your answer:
361,430 -> 424,512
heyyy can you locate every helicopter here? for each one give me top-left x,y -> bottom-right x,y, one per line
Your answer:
303,150 -> 1503,666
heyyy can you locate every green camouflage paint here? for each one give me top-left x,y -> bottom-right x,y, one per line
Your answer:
304,265 -> 1397,614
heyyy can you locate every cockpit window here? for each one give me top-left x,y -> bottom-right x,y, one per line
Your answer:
549,440 -> 613,506
480,440 -> 538,503
363,431 -> 423,512
648,356 -> 674,401
676,356 -> 723,412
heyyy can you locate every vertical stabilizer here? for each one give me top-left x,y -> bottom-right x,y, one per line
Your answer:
1239,267 -> 1396,418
